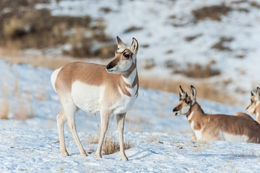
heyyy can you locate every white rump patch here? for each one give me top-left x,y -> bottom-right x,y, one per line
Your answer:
71,81 -> 104,113
50,67 -> 62,92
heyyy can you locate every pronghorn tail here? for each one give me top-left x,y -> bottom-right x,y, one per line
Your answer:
50,67 -> 62,93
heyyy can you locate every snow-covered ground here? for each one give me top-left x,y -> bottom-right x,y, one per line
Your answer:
0,59 -> 260,172
36,0 -> 260,105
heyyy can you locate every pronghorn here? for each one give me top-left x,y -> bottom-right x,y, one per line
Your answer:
246,87 -> 260,124
51,36 -> 139,160
172,85 -> 260,143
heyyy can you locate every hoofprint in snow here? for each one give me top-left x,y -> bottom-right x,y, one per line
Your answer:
0,60 -> 260,172
36,0 -> 260,104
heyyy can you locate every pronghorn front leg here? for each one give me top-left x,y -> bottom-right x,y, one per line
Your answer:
116,113 -> 128,161
96,108 -> 110,159
56,111 -> 69,156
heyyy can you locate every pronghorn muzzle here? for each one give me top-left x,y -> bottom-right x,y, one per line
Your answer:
106,59 -> 118,72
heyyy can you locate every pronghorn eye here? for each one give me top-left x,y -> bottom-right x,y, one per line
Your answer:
185,100 -> 191,104
123,53 -> 130,59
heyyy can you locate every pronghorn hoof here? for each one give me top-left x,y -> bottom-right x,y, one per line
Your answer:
81,152 -> 88,156
122,156 -> 128,161
96,154 -> 102,159
61,150 -> 69,156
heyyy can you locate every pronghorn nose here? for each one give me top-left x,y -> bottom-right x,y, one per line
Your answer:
173,108 -> 177,112
106,63 -> 114,70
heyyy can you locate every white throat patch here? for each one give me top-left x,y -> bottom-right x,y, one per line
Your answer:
188,111 -> 194,121
123,69 -> 136,86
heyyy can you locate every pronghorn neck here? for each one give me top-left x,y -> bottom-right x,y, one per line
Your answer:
122,63 -> 136,85
119,62 -> 138,97
186,103 -> 205,120
256,104 -> 260,123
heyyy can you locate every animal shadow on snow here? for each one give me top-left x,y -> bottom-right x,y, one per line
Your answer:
192,153 -> 258,160
128,148 -> 159,160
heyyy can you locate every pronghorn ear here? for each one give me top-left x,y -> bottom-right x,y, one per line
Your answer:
131,37 -> 138,54
116,36 -> 125,49
256,87 -> 260,100
190,85 -> 197,102
179,85 -> 185,96
251,88 -> 257,96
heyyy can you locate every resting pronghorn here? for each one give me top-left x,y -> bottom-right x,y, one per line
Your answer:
51,36 -> 139,160
246,87 -> 260,124
172,85 -> 260,143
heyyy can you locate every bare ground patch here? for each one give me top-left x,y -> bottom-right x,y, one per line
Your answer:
211,37 -> 233,51
192,4 -> 232,22
0,1 -> 115,59
174,63 -> 221,79
165,60 -> 221,79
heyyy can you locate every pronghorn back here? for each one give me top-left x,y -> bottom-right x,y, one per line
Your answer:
201,112 -> 260,143
52,62 -> 138,114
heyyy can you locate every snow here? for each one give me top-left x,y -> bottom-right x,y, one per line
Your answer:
0,59 -> 260,172
36,0 -> 260,105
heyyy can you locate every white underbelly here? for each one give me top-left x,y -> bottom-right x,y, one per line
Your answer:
219,131 -> 249,142
71,81 -> 104,113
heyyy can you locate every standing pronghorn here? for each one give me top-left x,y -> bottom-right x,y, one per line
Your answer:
51,36 -> 139,160
246,87 -> 260,124
172,85 -> 260,143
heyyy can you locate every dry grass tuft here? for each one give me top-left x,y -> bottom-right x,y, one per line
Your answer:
0,83 -> 9,119
86,135 -> 99,145
14,92 -> 34,120
0,70 -> 34,120
35,92 -> 47,101
35,82 -> 48,101
103,136 -> 131,155
0,49 -> 79,70
149,135 -> 159,143
125,116 -> 144,132
86,132 -> 131,156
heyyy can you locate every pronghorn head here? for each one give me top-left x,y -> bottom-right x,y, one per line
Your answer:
246,87 -> 260,115
106,36 -> 138,74
172,85 -> 197,116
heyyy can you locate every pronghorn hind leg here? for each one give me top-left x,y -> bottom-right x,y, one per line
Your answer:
116,113 -> 128,161
64,101 -> 87,156
57,111 -> 69,156
96,108 -> 110,159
